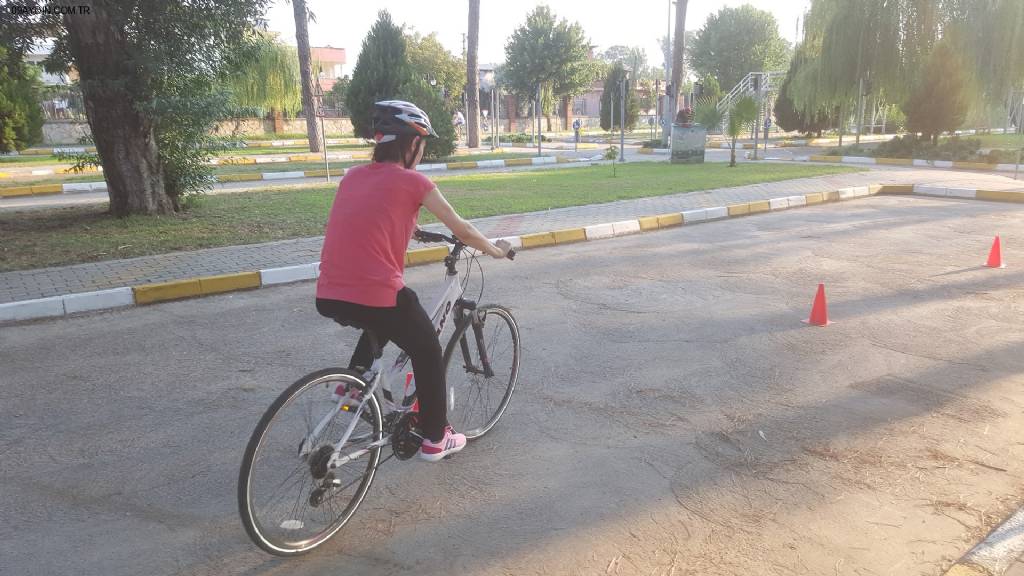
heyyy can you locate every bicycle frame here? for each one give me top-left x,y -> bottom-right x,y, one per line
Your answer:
309,257 -> 473,469
373,267 -> 467,409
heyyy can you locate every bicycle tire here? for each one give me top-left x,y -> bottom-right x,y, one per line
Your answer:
238,368 -> 382,556
442,304 -> 520,439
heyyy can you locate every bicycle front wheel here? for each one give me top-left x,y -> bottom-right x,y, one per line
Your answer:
238,369 -> 382,556
443,304 -> 521,439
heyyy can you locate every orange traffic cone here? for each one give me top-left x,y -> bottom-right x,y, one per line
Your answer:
986,236 -> 1006,269
803,284 -> 831,326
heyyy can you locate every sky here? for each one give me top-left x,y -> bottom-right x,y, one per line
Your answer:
265,0 -> 811,74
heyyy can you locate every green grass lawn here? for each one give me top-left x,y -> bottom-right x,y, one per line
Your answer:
969,133 -> 1024,150
0,162 -> 860,271
0,154 -> 64,166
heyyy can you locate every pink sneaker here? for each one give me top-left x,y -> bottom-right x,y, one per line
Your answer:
419,426 -> 466,462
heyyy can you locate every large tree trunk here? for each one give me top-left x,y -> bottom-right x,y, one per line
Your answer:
663,0 -> 688,147
64,4 -> 172,216
293,0 -> 323,153
466,0 -> 481,148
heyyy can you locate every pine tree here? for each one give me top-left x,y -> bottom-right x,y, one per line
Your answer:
599,63 -> 639,131
904,38 -> 970,143
346,11 -> 412,138
397,78 -> 457,159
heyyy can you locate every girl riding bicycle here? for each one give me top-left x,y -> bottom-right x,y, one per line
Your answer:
316,100 -> 512,462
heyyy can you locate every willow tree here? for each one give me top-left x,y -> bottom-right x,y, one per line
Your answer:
790,0 -> 915,143
228,32 -> 301,119
793,0 -> 1024,141
814,0 -> 906,143
956,0 -> 1024,128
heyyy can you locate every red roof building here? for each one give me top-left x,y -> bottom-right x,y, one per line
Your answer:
310,46 -> 347,92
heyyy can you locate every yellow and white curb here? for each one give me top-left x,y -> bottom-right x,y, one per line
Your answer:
1,156 -> 587,198
4,182 -> 1021,324
943,507 -> 1024,575
12,146 -> 97,156
19,166 -> 103,177
0,183 -> 85,198
638,143 -> 767,154
240,138 -> 366,148
774,135 -> 894,147
794,154 -> 1021,173
210,152 -> 369,165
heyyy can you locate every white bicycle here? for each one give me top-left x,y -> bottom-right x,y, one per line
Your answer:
237,230 -> 520,556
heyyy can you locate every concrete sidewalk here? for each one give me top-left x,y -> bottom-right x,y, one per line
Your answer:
1,168 -> 1020,305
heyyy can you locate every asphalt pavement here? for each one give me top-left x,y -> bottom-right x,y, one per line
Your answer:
4,195 -> 1024,575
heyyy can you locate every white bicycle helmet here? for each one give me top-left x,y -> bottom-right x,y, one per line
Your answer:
373,100 -> 438,143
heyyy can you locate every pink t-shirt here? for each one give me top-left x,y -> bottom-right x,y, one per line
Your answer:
316,163 -> 436,307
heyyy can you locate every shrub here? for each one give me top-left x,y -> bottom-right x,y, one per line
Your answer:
499,132 -> 551,144
825,135 -> 1020,164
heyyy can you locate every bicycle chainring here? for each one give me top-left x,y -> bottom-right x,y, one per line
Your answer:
391,412 -> 423,460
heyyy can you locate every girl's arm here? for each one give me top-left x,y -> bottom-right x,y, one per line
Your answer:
422,188 -> 510,258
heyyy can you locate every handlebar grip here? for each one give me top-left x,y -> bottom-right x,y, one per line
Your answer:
506,248 -> 516,261
414,230 -> 448,243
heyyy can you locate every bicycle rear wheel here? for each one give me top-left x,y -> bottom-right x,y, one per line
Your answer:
238,369 -> 382,556
442,305 -> 520,439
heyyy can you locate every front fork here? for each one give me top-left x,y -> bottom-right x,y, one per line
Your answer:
457,302 -> 495,379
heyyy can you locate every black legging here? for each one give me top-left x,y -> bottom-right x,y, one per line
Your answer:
316,287 -> 447,441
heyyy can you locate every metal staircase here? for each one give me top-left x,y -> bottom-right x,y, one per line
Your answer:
715,71 -> 786,133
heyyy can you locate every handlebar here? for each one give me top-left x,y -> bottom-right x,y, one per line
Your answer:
413,229 -> 454,244
414,229 -> 516,261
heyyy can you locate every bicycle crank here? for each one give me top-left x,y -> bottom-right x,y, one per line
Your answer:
391,412 -> 423,460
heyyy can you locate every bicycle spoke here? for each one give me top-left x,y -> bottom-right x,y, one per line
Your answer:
443,307 -> 518,438
240,372 -> 383,553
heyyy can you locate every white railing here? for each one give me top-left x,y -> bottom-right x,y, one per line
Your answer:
715,71 -> 786,133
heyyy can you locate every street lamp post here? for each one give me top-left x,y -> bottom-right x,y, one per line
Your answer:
663,0 -> 672,146
752,73 -> 762,161
536,83 -> 542,158
494,86 -> 500,150
619,70 -> 630,162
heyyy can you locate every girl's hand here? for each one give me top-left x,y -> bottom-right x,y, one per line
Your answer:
492,239 -> 512,259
